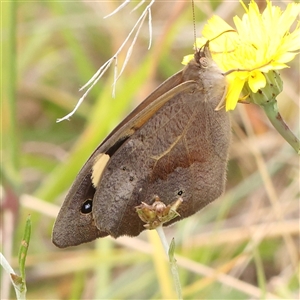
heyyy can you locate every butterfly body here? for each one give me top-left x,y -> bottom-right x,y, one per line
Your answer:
52,46 -> 230,248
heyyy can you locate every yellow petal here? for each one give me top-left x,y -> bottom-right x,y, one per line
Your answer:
276,52 -> 299,64
225,76 -> 245,111
181,54 -> 194,65
202,16 -> 234,39
248,70 -> 266,93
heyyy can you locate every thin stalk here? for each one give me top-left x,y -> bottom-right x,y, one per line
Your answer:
156,226 -> 183,300
263,100 -> 300,154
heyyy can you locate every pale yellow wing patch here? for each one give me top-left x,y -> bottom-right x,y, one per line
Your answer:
92,153 -> 110,187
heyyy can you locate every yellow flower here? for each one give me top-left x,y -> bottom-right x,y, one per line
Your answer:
183,0 -> 300,111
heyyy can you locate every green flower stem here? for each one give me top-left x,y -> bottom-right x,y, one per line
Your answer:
18,215 -> 31,281
0,216 -> 31,300
156,226 -> 182,300
262,100 -> 300,154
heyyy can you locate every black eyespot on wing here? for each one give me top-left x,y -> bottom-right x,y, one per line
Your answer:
81,199 -> 93,214
178,190 -> 183,196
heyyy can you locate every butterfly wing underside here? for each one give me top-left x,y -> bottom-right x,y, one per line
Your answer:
52,72 -> 197,247
52,50 -> 231,248
93,72 -> 230,238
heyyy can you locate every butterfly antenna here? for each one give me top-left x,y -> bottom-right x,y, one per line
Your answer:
192,0 -> 197,51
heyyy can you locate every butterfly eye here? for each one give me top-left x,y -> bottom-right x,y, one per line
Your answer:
200,57 -> 208,68
81,199 -> 93,214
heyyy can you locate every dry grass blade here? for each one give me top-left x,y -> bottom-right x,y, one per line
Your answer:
58,0 -> 155,122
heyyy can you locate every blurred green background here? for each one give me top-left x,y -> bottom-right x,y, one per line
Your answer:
2,1 -> 299,299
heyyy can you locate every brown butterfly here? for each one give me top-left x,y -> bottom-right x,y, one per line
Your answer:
52,42 -> 230,248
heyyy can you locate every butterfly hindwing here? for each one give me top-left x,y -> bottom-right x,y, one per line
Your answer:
93,67 -> 230,237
